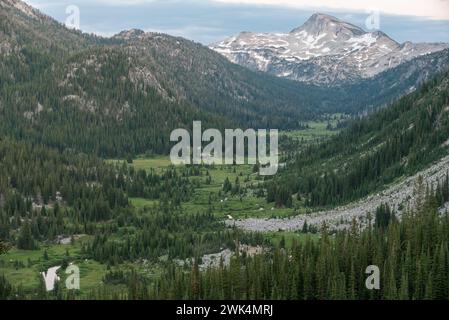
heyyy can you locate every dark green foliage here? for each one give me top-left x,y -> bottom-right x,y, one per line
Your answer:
86,207 -> 265,264
223,177 -> 232,193
17,221 -> 38,250
0,137 -> 201,247
1,0 -> 449,301
0,241 -> 9,255
375,204 -> 395,229
269,71 -> 449,207
4,1 -> 446,159
0,3 -> 346,158
0,274 -> 12,300
143,185 -> 449,300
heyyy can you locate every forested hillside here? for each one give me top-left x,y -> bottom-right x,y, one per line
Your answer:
2,173 -> 448,300
148,185 -> 449,300
0,0 -> 335,157
0,137 -> 266,260
1,0 -> 449,302
267,71 -> 449,207
2,1 -> 449,158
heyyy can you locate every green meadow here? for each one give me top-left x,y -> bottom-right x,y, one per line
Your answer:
1,120 -> 338,295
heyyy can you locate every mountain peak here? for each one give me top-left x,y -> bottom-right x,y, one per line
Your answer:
211,12 -> 449,85
1,0 -> 40,19
290,13 -> 365,38
113,29 -> 146,40
307,13 -> 341,23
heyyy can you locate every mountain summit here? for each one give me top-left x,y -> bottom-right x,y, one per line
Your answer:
0,0 -> 44,20
210,13 -> 449,84
290,13 -> 365,39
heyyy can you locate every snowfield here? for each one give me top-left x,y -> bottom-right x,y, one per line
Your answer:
210,13 -> 449,84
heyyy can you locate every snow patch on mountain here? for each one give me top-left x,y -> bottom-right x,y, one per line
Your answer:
210,13 -> 449,85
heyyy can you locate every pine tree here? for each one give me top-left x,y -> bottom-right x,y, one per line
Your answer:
0,274 -> 13,300
17,221 -> 38,250
0,241 -> 10,255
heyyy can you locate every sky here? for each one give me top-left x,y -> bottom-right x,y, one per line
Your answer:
25,0 -> 449,44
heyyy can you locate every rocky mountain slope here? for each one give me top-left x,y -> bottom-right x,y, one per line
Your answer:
107,30 -> 337,128
211,13 -> 449,85
244,70 -> 449,231
229,153 -> 449,232
231,71 -> 449,231
2,0 -> 448,159
333,48 -> 449,113
0,0 -> 347,157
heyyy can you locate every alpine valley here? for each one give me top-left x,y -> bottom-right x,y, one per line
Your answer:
1,0 -> 449,301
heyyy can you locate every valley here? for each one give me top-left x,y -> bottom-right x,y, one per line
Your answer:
0,120 -> 337,298
1,0 -> 449,301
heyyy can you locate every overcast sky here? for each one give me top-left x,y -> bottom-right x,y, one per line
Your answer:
25,0 -> 449,44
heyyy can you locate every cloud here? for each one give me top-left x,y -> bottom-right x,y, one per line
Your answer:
88,0 -> 157,5
26,0 -> 158,8
212,0 -> 449,20
21,0 -> 449,44
24,0 -> 449,19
